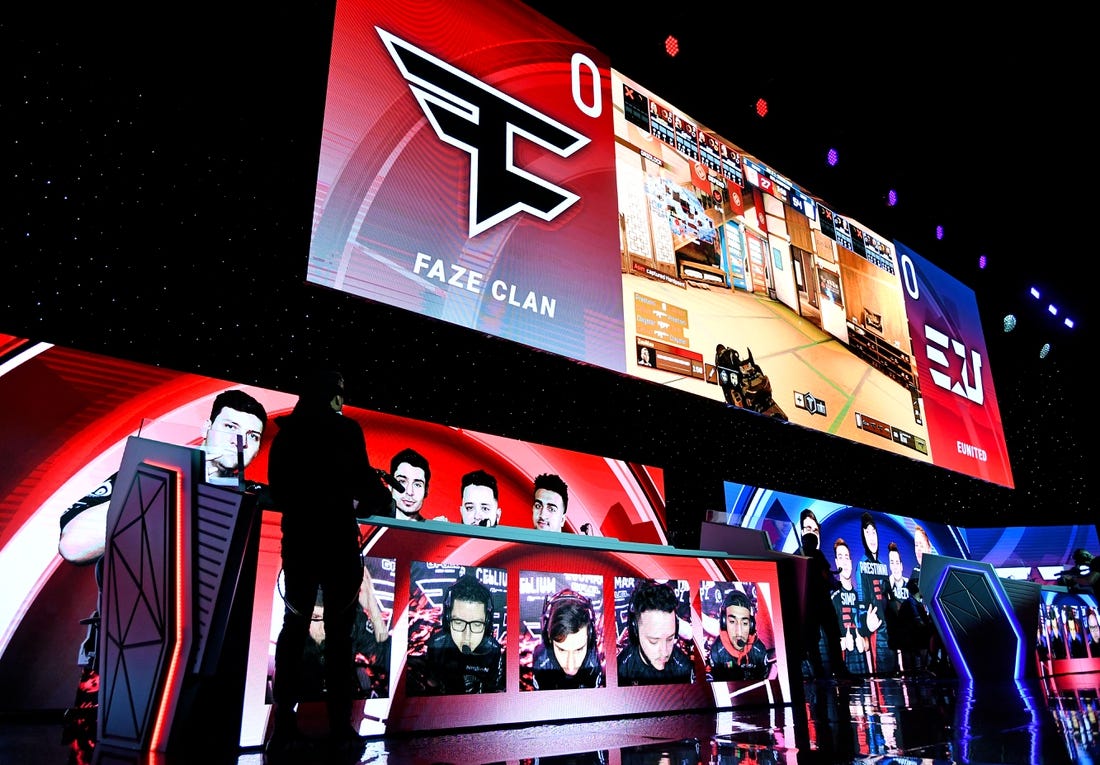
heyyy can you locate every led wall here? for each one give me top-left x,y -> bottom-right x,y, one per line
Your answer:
612,75 -> 1009,485
306,0 -> 1012,487
1038,589 -> 1100,678
266,523 -> 793,743
0,334 -> 664,672
307,0 -> 623,367
724,480 -> 1098,585
0,335 -> 800,743
722,478 -> 1099,679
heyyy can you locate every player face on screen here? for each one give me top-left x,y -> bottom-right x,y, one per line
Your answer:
637,610 -> 678,670
551,627 -> 590,676
862,522 -> 879,557
203,405 -> 264,477
914,527 -> 932,564
801,515 -> 820,538
532,488 -> 566,532
460,483 -> 501,527
392,460 -> 427,517
835,543 -> 853,585
724,603 -> 753,649
448,598 -> 489,653
889,548 -> 904,583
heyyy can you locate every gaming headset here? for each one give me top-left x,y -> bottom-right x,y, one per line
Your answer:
540,589 -> 597,651
719,588 -> 756,635
443,573 -> 495,626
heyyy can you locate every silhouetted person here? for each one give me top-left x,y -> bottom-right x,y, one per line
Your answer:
802,526 -> 847,679
266,370 -> 390,756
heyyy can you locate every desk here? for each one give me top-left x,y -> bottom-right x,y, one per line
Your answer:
240,517 -> 800,744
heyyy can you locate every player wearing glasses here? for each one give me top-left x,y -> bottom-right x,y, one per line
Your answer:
407,573 -> 506,694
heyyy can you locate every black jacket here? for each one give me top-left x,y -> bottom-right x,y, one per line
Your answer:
268,401 -> 389,561
531,642 -> 604,690
708,633 -> 771,681
616,641 -> 694,686
408,629 -> 506,695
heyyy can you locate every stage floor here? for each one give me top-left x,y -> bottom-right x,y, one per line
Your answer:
4,673 -> 1098,764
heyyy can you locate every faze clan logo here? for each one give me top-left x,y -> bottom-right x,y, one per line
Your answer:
377,27 -> 590,238
924,324 -> 984,405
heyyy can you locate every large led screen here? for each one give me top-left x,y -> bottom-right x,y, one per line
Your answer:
723,480 -> 1098,586
721,479 -> 1098,679
1037,588 -> 1100,681
0,333 -> 665,671
0,334 -> 797,746
897,241 -> 1011,483
611,74 -> 1011,486
307,0 -> 624,367
277,522 -> 793,743
306,0 -> 1012,488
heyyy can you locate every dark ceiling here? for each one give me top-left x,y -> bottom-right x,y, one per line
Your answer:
3,3 -> 1092,536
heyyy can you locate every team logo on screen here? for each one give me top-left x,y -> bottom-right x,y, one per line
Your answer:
377,27 -> 590,238
924,323 -> 984,405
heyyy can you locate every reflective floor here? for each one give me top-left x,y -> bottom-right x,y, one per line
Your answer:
3,674 -> 1098,764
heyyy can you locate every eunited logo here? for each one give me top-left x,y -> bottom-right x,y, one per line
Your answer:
924,323 -> 985,405
378,27 -> 590,238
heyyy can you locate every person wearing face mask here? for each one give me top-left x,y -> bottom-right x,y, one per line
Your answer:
798,510 -> 848,680
266,371 -> 391,756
